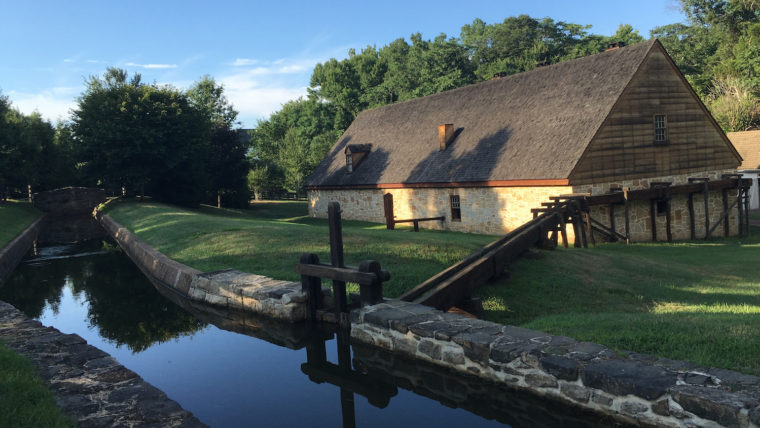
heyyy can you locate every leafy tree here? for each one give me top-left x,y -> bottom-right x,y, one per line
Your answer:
187,76 -> 249,207
73,68 -> 208,205
187,75 -> 239,127
705,75 -> 760,131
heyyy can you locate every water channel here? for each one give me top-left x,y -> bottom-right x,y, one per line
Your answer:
0,239 -> 627,427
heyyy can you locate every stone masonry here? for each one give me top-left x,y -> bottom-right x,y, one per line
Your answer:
97,213 -> 310,323
350,300 -> 760,428
308,169 -> 741,242
0,301 -> 205,427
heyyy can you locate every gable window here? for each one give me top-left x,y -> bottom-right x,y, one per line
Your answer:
450,195 -> 461,221
346,154 -> 353,173
654,114 -> 667,143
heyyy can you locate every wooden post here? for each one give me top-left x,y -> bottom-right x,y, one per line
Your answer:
737,187 -> 745,237
328,203 -> 347,321
413,220 -> 419,232
703,181 -> 710,240
584,210 -> 596,246
383,193 -> 394,230
300,253 -> 322,321
559,213 -> 569,248
358,260 -> 384,306
623,187 -> 630,244
745,184 -> 751,236
664,186 -> 672,242
687,193 -> 695,240
649,198 -> 657,242
665,199 -> 672,242
722,188 -> 729,237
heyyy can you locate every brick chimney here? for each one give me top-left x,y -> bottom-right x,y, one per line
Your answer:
605,41 -> 627,52
439,123 -> 455,151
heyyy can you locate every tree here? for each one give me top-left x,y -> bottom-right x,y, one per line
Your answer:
705,76 -> 760,131
72,68 -> 208,205
187,75 -> 239,127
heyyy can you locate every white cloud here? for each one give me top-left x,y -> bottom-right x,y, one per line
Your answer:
125,62 -> 177,69
231,58 -> 259,66
9,87 -> 78,122
63,58 -> 75,63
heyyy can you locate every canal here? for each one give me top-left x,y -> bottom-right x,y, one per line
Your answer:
0,239 -> 626,427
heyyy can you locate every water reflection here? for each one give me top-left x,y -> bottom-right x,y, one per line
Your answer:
0,241 -> 630,427
0,240 -> 205,352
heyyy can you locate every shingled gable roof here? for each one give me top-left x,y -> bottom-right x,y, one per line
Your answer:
306,39 -> 660,189
728,130 -> 760,170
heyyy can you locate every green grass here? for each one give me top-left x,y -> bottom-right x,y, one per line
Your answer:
104,199 -> 494,297
106,199 -> 760,375
475,233 -> 760,375
0,200 -> 42,249
0,341 -> 73,427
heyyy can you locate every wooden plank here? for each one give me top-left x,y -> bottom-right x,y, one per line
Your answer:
295,263 -> 380,286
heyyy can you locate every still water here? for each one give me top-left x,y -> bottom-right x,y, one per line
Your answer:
1,240 -> 622,427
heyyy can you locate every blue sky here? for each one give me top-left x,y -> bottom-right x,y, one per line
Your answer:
0,0 -> 685,128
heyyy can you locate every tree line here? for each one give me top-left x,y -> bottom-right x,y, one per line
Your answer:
2,1 -> 758,204
1,71 -> 249,207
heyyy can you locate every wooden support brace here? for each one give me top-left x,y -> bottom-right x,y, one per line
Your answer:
623,187 -> 631,244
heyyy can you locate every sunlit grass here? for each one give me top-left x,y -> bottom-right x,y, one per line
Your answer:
0,200 -> 41,249
476,228 -> 760,375
105,199 -> 495,298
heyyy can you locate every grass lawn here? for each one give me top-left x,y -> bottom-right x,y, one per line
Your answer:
104,199 -> 494,297
106,199 -> 760,375
0,341 -> 73,427
475,232 -> 760,375
0,200 -> 42,249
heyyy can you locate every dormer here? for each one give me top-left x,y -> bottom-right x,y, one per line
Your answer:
345,144 -> 371,173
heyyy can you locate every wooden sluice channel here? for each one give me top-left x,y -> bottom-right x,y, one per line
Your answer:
398,175 -> 752,312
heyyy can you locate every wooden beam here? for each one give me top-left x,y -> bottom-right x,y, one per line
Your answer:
687,193 -> 695,240
295,263 -> 380,287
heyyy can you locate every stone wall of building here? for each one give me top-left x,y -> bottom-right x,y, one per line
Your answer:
308,169 -> 740,241
309,186 -> 572,236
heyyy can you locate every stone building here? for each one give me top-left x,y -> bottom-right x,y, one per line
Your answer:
306,39 -> 742,241
727,130 -> 760,210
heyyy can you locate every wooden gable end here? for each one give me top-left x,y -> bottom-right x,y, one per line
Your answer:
570,43 -> 741,185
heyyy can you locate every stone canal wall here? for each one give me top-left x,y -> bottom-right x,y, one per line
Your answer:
0,215 -> 44,282
0,301 -> 204,426
97,213 -> 309,322
349,300 -> 760,428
